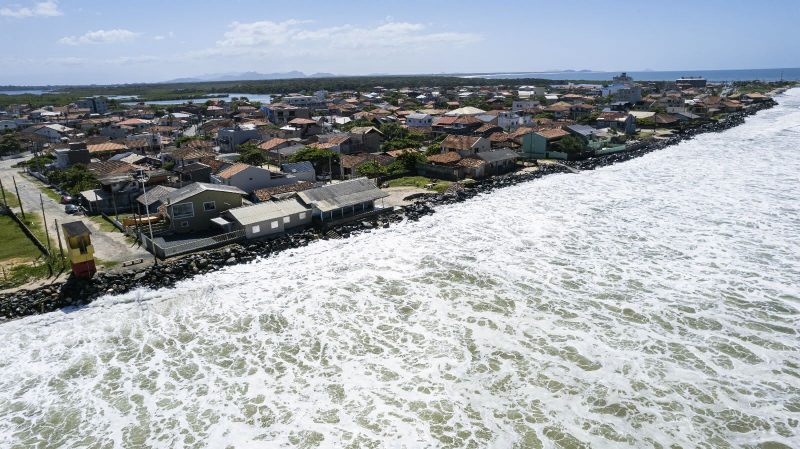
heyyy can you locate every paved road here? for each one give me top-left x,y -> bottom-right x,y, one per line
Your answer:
0,157 -> 150,264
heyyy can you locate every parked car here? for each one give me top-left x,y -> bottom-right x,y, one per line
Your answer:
64,204 -> 80,214
60,195 -> 74,204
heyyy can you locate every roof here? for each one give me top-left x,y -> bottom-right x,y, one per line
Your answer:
476,149 -> 519,163
136,185 -> 177,206
427,151 -> 462,165
565,124 -> 600,137
441,135 -> 482,151
457,157 -> 485,168
297,178 -> 388,213
340,153 -> 395,169
288,118 -> 318,125
536,128 -> 569,140
349,126 -> 384,136
281,161 -> 314,174
253,181 -> 317,202
444,106 -> 486,116
165,182 -> 246,204
62,221 -> 92,238
216,163 -> 264,179
87,142 -> 128,154
227,198 -> 310,225
258,137 -> 289,151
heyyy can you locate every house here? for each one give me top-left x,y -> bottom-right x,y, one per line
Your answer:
162,182 -> 246,233
175,162 -> 213,183
520,128 -> 570,159
211,163 -> 275,194
476,149 -> 519,176
406,113 -> 433,128
217,124 -> 261,153
288,118 -> 322,137
512,100 -> 538,112
440,135 -> 491,155
280,161 -> 316,182
222,198 -> 312,239
596,112 -> 636,134
340,153 -> 396,179
316,134 -> 354,153
264,103 -> 311,125
349,126 -> 385,152
87,141 -> 129,157
497,111 -> 532,130
296,177 -> 388,223
54,142 -> 91,168
136,185 -> 176,214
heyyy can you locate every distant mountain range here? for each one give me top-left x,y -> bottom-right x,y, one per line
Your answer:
164,71 -> 338,83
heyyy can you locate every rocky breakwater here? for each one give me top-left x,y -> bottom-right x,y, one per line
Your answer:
0,100 -> 778,322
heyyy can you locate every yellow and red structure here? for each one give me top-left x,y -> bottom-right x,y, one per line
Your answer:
61,221 -> 96,279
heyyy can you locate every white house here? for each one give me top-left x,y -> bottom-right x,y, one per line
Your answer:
406,113 -> 433,128
224,198 -> 312,239
512,100 -> 539,112
497,111 -> 532,130
211,163 -> 276,194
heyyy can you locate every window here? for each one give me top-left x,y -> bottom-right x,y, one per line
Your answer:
299,212 -> 306,219
251,225 -> 260,234
203,201 -> 216,212
180,221 -> 189,228
271,221 -> 279,229
172,203 -> 194,219
283,216 -> 290,224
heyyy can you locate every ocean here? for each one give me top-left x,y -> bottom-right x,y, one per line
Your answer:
0,89 -> 799,448
461,68 -> 800,82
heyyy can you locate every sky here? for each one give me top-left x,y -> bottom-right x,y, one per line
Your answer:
1,0 -> 799,85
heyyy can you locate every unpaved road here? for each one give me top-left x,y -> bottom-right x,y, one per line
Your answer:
0,157 -> 150,264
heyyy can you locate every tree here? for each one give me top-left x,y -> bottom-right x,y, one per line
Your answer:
46,164 -> 98,196
554,135 -> 586,156
288,147 -> 340,175
390,151 -> 427,173
356,160 -> 388,178
237,143 -> 267,166
0,133 -> 22,156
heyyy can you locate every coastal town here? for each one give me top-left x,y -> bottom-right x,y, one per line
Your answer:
0,74 -> 788,304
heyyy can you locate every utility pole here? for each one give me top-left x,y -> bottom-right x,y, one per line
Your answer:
40,194 -> 52,276
40,194 -> 52,254
54,218 -> 64,259
12,176 -> 24,220
137,172 -> 157,265
0,178 -> 7,208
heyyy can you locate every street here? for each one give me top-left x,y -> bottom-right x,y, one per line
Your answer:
0,157 -> 150,265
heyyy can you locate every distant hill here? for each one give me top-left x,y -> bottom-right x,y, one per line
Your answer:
163,71 -> 338,83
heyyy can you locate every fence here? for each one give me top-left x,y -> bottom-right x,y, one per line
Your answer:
140,229 -> 245,259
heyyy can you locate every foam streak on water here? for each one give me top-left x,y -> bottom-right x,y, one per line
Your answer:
2,91 -> 800,448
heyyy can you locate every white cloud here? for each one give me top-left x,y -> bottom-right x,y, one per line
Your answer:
59,29 -> 138,45
208,19 -> 480,55
0,0 -> 62,18
153,31 -> 174,41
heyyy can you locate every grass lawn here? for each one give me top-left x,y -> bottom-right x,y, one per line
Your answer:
0,189 -> 20,208
386,176 -> 453,193
0,215 -> 41,263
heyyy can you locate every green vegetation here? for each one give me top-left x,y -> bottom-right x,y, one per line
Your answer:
0,75 -> 607,108
44,164 -> 98,196
0,189 -> 20,209
340,118 -> 376,131
236,143 -> 267,166
385,176 -> 452,193
552,135 -> 586,156
0,215 -> 41,262
379,122 -> 425,151
288,147 -> 339,175
0,133 -> 23,156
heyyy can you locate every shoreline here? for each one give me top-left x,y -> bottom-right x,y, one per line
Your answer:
0,98 -> 779,322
